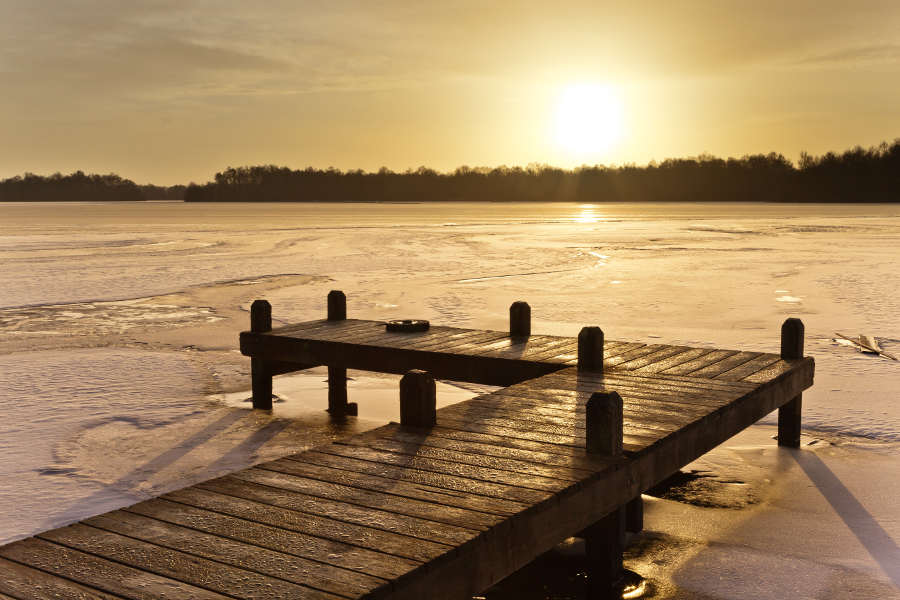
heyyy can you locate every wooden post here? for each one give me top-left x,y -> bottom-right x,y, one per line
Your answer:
584,509 -> 626,600
325,290 -> 354,415
625,495 -> 643,533
327,290 -> 346,321
400,370 -> 436,428
578,326 -> 604,372
778,318 -> 804,447
250,300 -> 273,410
584,390 -> 624,599
509,301 -> 531,338
586,391 -> 623,456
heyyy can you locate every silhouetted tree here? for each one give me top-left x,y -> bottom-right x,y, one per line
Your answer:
183,140 -> 899,204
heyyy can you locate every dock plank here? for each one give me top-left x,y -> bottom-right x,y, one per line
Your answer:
194,475 -> 479,545
338,435 -> 593,480
0,556 -> 120,600
221,468 -> 503,530
288,451 -> 553,504
38,523 -> 337,600
162,486 -> 451,562
256,458 -> 528,516
347,423 -> 614,472
85,511 -> 388,599
316,442 -> 577,489
0,537 -> 233,600
125,498 -> 420,581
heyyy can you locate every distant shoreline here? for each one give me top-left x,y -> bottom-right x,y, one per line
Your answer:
3,139 -> 898,204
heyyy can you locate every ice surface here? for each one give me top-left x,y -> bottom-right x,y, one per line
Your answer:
1,201 -> 898,595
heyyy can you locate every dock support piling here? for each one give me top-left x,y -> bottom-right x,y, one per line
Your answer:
578,327 -> 604,372
400,370 -> 436,428
584,508 -> 626,600
325,290 -> 355,415
509,301 -> 531,338
778,318 -> 804,448
250,300 -> 273,410
625,495 -> 643,533
584,390 -> 625,598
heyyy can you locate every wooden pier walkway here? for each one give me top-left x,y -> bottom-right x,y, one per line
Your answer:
0,292 -> 814,599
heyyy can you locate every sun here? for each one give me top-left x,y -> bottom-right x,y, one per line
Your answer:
555,83 -> 624,156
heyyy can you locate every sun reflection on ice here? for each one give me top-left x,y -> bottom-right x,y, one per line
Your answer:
574,204 -> 603,223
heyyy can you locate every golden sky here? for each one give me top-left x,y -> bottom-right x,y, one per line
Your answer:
2,0 -> 899,184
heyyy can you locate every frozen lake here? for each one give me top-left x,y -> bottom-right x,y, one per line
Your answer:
1,201 -> 898,596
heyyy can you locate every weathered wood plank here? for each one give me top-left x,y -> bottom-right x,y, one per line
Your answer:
162,487 -> 452,562
339,435 -> 593,480
484,388 -> 719,416
475,335 -> 567,360
439,405 -> 679,441
257,458 -> 528,516
423,424 -> 606,459
125,498 -> 419,581
605,343 -> 673,367
345,424 -> 613,473
194,475 -> 479,545
741,358 -> 810,384
407,329 -> 504,352
377,328 -> 468,351
659,349 -> 739,375
516,339 -> 578,362
688,350 -> 762,378
508,375 -> 749,402
435,414 -> 657,454
0,556 -> 120,600
489,382 -> 741,409
316,442 -> 577,490
85,511 -> 389,599
714,354 -> 782,381
288,451 -> 553,504
626,347 -> 717,374
613,345 -> 691,370
539,368 -> 757,393
0,537 -> 233,600
445,396 -> 702,435
38,523 -> 339,600
221,468 -> 502,531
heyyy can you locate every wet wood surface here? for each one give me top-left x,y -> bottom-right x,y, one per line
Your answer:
0,320 -> 814,599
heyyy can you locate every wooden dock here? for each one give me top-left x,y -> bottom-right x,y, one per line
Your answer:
0,292 -> 814,599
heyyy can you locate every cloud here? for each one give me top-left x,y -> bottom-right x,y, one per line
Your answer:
796,43 -> 900,67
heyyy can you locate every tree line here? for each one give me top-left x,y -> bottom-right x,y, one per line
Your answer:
2,140 -> 897,203
185,140 -> 899,203
0,171 -> 185,202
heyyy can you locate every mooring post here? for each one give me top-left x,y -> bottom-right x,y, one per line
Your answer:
778,318 -> 804,447
327,290 -> 347,321
509,301 -> 531,338
250,299 -> 273,410
584,390 -> 625,599
400,370 -> 436,428
325,290 -> 355,415
578,326 -> 604,372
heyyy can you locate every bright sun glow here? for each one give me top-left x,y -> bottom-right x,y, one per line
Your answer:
555,83 -> 624,155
